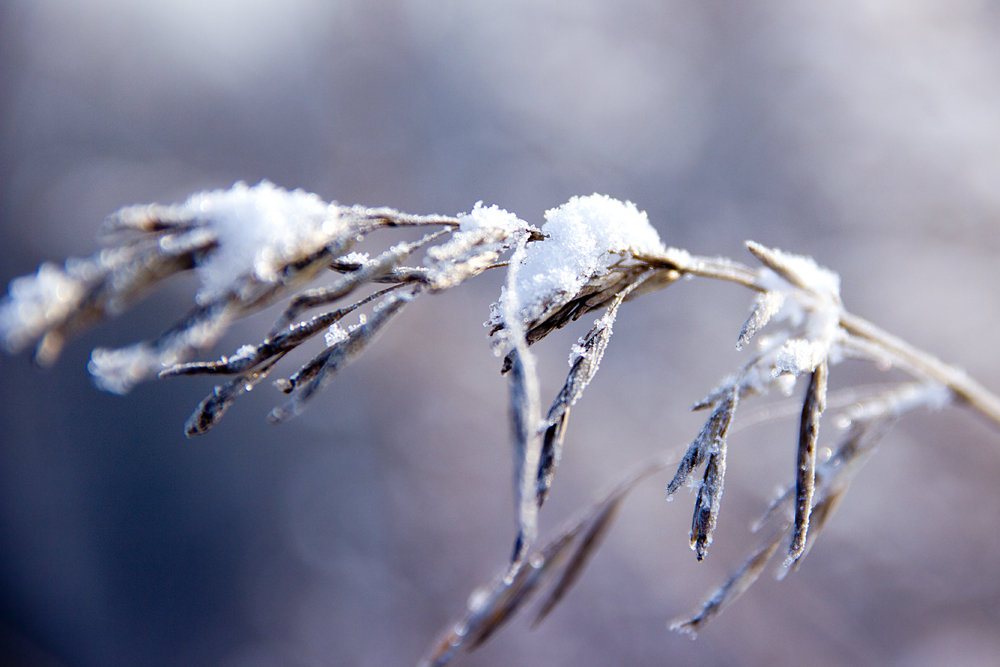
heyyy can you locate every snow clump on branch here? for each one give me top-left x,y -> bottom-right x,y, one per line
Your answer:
489,194 -> 665,333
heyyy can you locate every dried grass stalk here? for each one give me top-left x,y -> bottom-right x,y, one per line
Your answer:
667,389 -> 738,496
2,184 -> 998,665
420,462 -> 656,667
502,233 -> 545,565
536,273 -> 651,507
788,359 -> 828,566
671,531 -> 786,637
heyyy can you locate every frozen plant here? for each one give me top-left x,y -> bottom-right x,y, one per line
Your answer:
2,181 -> 999,665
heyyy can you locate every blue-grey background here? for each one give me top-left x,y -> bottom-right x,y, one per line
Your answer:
2,2 -> 1000,665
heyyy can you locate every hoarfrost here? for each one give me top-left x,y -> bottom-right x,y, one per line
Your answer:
89,345 -> 165,394
425,202 -> 532,291
774,372 -> 798,396
325,323 -> 348,347
568,342 -> 588,365
427,202 -> 529,263
754,247 -> 841,299
339,251 -> 371,266
754,255 -> 843,377
88,309 -> 233,394
774,338 -> 828,375
233,344 -> 256,358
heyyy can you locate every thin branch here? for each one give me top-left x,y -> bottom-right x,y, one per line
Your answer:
840,311 -> 1000,430
636,248 -> 1000,431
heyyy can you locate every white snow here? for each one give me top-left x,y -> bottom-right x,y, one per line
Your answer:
774,338 -> 828,375
169,181 -> 346,302
738,290 -> 786,350
88,308 -> 233,394
458,201 -> 526,235
339,251 -> 371,266
658,246 -> 694,270
754,246 -> 841,300
496,194 -> 665,326
568,342 -> 588,365
425,202 -> 532,290
324,323 -> 348,347
753,253 -> 844,377
755,290 -> 788,324
88,344 -> 163,394
0,262 -> 84,352
229,344 -> 257,364
698,244 -> 847,406
427,201 -> 529,264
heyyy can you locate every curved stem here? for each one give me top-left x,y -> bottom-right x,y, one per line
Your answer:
840,311 -> 1000,430
638,248 -> 1000,432
636,250 -> 762,290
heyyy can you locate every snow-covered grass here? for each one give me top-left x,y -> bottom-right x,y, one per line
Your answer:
493,194 -> 664,327
2,182 -> 999,665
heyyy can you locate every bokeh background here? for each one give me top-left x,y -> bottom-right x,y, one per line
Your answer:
3,1 -> 1000,665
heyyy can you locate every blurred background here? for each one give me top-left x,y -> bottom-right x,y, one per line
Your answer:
2,1 -> 1000,665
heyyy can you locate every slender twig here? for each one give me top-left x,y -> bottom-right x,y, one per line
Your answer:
636,249 -> 1000,431
840,311 -> 1000,429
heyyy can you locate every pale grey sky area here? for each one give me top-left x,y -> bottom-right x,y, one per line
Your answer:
2,2 -> 1000,665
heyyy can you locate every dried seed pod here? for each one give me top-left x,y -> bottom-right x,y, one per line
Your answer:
787,360 -> 828,566
667,388 -> 738,495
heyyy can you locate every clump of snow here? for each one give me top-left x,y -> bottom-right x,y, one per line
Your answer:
324,323 -> 348,347
427,202 -> 529,263
458,201 -> 526,235
88,344 -> 163,394
496,194 -> 665,326
752,253 -> 844,377
425,202 -> 532,291
230,344 -> 257,363
338,251 -> 371,266
0,262 -> 84,352
88,309 -> 233,394
697,244 -> 846,408
174,181 -> 346,302
774,338 -> 829,375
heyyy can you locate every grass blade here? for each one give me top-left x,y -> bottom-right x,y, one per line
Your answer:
787,360 -> 828,566
671,531 -> 785,637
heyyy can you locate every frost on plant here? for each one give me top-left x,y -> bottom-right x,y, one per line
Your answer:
490,194 -> 664,332
3,181 -> 1000,666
